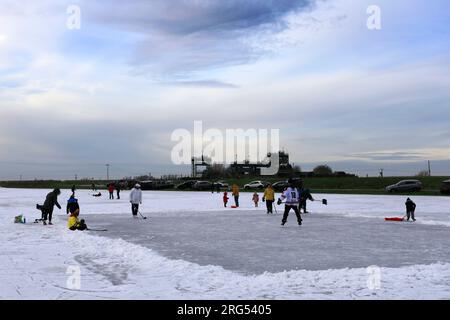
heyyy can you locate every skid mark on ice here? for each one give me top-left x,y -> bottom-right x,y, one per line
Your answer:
74,254 -> 130,286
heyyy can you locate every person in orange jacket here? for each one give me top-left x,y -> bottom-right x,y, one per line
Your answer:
231,184 -> 240,207
223,191 -> 229,207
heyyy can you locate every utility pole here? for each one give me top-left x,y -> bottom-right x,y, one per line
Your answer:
428,160 -> 431,177
106,164 -> 110,180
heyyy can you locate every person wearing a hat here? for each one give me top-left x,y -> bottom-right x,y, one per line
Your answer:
129,183 -> 143,217
405,198 -> 417,222
36,188 -> 61,225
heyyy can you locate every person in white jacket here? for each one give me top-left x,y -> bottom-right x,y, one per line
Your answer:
129,184 -> 142,217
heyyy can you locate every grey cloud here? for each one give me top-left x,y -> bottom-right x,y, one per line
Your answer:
349,152 -> 426,162
82,0 -> 315,77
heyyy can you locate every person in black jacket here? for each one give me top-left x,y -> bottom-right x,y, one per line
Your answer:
116,184 -> 121,200
299,188 -> 314,213
36,189 -> 61,225
405,198 -> 417,222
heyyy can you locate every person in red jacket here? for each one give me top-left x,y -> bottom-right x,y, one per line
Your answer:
223,191 -> 229,207
108,183 -> 115,200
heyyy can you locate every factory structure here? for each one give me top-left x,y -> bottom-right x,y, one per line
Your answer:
191,151 -> 293,178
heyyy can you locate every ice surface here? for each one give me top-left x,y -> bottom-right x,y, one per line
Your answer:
1,188 -> 449,299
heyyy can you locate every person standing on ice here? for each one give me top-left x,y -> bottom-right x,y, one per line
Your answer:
405,198 -> 417,222
116,183 -> 121,200
278,179 -> 302,226
129,183 -> 142,217
231,184 -> 240,207
108,183 -> 115,199
36,188 -> 62,225
252,192 -> 259,207
299,188 -> 314,213
223,191 -> 229,207
263,184 -> 275,214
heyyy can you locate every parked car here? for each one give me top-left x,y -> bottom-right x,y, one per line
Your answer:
176,180 -> 198,190
440,180 -> 450,195
193,181 -> 213,191
386,180 -> 423,192
243,181 -> 269,190
272,181 -> 289,192
214,181 -> 229,189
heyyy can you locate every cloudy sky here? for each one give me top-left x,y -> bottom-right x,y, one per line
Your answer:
0,0 -> 449,179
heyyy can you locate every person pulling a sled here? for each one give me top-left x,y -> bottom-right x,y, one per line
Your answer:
130,183 -> 143,217
278,178 -> 302,226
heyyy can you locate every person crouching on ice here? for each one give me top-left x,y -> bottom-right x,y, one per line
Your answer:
130,183 -> 142,217
223,191 -> 229,207
252,192 -> 259,207
67,195 -> 87,231
278,178 -> 302,226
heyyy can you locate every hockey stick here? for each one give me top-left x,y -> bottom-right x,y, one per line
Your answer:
87,228 -> 108,232
138,211 -> 148,220
314,199 -> 328,205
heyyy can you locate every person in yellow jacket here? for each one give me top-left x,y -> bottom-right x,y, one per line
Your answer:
68,212 -> 87,231
67,195 -> 87,231
231,184 -> 240,207
263,184 -> 275,214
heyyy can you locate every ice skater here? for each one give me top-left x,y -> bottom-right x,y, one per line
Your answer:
299,188 -> 314,213
36,188 -> 62,225
278,179 -> 302,226
130,183 -> 142,217
405,198 -> 417,222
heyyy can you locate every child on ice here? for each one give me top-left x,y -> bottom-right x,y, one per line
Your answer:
67,195 -> 87,231
223,192 -> 229,207
252,192 -> 259,207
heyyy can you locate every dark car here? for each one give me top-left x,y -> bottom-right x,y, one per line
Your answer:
440,180 -> 450,195
272,181 -> 289,192
386,180 -> 423,192
176,180 -> 198,190
193,181 -> 213,191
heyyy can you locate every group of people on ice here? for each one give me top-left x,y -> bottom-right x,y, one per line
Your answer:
35,183 -> 143,230
222,179 -> 316,226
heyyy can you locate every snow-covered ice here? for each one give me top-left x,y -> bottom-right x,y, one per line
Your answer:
1,188 -> 449,299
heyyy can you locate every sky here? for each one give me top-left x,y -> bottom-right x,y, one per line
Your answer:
0,0 -> 449,179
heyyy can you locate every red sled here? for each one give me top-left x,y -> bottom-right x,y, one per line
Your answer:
385,217 -> 404,222
231,206 -> 238,209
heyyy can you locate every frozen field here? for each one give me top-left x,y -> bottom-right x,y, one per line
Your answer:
1,188 -> 450,299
